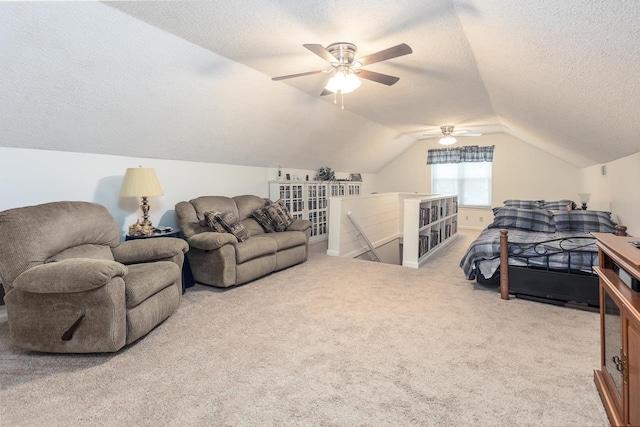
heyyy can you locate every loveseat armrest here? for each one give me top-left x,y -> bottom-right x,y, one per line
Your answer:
188,232 -> 238,251
112,238 -> 188,264
287,219 -> 312,232
12,259 -> 127,294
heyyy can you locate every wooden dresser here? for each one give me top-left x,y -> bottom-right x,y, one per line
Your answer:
593,232 -> 640,426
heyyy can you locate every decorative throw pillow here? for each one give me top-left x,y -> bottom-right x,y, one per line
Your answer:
541,200 -> 576,211
553,210 -> 616,233
265,199 -> 294,232
503,200 -> 544,209
202,211 -> 226,233
488,207 -> 556,232
216,211 -> 249,242
252,205 -> 276,233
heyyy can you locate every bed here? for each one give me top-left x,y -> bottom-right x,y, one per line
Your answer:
459,199 -> 627,308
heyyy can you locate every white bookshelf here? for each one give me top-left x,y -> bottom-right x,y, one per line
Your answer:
402,194 -> 458,268
269,180 -> 361,242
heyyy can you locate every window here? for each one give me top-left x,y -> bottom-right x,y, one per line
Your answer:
431,162 -> 492,207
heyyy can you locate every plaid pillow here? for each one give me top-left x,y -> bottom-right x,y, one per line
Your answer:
215,211 -> 249,242
503,200 -> 544,209
541,200 -> 576,211
553,210 -> 616,233
202,211 -> 226,233
488,207 -> 556,232
252,205 -> 276,233
265,199 -> 294,232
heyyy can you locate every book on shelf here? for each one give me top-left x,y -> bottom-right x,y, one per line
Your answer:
430,230 -> 439,248
419,207 -> 432,227
418,235 -> 430,257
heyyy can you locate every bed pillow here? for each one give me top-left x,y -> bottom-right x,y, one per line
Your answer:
541,200 -> 576,211
503,200 -> 544,209
553,210 -> 616,233
488,207 -> 556,232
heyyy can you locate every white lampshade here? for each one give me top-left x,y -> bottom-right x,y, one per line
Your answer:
578,193 -> 591,204
119,167 -> 164,197
439,136 -> 457,146
325,70 -> 362,94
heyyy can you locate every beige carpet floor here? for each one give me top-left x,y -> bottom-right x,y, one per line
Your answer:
0,230 -> 609,426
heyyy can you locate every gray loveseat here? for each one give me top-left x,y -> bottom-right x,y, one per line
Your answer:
175,195 -> 311,288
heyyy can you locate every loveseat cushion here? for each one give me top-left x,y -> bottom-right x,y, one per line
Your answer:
268,231 -> 308,251
124,261 -> 180,308
235,236 -> 278,264
191,196 -> 239,222
241,217 -> 267,237
234,195 -> 270,221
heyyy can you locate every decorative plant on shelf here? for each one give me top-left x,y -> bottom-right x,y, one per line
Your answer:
315,166 -> 336,181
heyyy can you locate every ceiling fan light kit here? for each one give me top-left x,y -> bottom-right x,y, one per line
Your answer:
421,125 -> 483,145
439,136 -> 457,146
271,42 -> 412,109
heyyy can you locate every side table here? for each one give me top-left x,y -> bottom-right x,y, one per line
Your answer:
125,229 -> 195,293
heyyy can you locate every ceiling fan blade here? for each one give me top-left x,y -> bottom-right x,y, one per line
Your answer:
303,44 -> 337,63
356,43 -> 413,66
452,130 -> 483,136
357,69 -> 400,86
421,134 -> 441,139
320,89 -> 333,96
271,70 -> 324,81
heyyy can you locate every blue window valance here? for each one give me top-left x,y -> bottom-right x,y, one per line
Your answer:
426,145 -> 495,165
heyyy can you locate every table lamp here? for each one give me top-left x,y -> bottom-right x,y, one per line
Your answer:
577,193 -> 591,210
120,167 -> 164,235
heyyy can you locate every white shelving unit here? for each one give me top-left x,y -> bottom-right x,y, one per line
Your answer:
269,180 -> 361,242
402,194 -> 458,268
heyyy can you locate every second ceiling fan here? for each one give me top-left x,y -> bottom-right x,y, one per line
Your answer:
271,42 -> 412,108
422,125 -> 483,145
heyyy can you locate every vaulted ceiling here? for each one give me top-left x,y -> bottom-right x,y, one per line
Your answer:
2,1 -> 639,171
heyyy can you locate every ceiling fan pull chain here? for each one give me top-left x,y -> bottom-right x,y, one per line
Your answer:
341,92 -> 345,110
333,92 -> 337,105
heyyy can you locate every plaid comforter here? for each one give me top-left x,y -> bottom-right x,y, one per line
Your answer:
459,228 -> 598,280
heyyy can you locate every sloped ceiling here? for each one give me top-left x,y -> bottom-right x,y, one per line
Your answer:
1,1 -> 638,171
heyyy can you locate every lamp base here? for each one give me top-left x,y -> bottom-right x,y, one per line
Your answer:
128,219 -> 155,236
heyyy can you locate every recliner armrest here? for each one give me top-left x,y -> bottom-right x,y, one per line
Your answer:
188,232 -> 237,251
12,259 -> 127,293
112,238 -> 188,264
287,219 -> 312,232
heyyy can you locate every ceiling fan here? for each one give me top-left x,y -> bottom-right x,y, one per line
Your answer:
271,42 -> 412,108
422,125 -> 483,145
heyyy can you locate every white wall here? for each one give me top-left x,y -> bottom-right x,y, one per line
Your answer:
372,133 -> 581,229
0,147 -> 373,239
580,151 -> 640,236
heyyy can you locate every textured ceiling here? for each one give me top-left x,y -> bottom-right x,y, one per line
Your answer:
1,1 -> 639,171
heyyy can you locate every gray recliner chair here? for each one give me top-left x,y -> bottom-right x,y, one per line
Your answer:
0,201 -> 188,353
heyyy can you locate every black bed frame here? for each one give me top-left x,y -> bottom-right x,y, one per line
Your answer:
507,266 -> 599,308
496,229 -> 607,309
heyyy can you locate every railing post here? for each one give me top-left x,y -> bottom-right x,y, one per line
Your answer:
347,211 -> 383,262
500,229 -> 509,300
